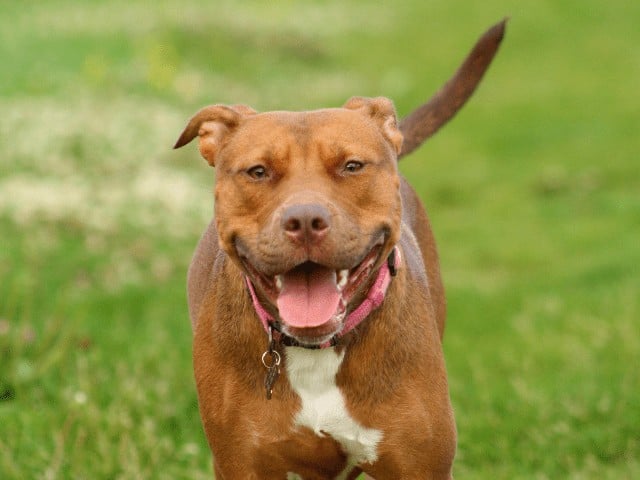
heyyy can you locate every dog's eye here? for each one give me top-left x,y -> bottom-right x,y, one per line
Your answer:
343,160 -> 364,174
246,165 -> 268,180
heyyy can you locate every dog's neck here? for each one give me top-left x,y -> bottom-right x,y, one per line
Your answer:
245,247 -> 401,350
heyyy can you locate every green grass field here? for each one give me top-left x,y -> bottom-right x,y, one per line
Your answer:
1,1 -> 638,478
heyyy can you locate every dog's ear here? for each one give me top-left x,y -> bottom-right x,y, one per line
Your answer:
343,96 -> 403,155
173,104 -> 257,166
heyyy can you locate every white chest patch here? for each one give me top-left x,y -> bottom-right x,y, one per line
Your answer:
285,347 -> 383,477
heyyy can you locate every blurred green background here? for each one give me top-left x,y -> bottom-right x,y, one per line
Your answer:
1,1 -> 638,478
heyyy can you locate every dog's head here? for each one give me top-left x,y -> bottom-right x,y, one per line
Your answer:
175,97 -> 403,345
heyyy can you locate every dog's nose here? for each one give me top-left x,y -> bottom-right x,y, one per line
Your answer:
281,204 -> 331,244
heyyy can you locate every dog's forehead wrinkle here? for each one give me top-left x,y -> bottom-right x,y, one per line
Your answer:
247,108 -> 375,140
224,109 -> 394,173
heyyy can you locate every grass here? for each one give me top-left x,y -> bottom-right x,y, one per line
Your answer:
1,0 -> 638,478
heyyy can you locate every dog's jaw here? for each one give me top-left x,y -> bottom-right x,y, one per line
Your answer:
240,238 -> 387,346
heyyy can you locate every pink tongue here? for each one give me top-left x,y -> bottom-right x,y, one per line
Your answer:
276,266 -> 341,328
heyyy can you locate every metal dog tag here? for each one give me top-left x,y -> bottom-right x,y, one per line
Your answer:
264,362 -> 280,400
262,349 -> 281,400
262,329 -> 281,400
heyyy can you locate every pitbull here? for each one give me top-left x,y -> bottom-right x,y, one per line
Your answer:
174,20 -> 505,480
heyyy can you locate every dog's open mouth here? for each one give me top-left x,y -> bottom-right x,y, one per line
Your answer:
242,243 -> 383,339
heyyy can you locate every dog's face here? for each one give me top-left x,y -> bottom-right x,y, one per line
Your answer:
175,97 -> 403,345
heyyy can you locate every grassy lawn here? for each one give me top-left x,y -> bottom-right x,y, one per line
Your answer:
1,0 -> 638,478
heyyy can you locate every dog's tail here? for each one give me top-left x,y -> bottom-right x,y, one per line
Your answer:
398,18 -> 508,159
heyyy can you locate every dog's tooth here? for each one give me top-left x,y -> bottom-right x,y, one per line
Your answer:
275,275 -> 283,292
337,269 -> 349,290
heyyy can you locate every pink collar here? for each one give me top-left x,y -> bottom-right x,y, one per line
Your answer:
245,246 -> 400,349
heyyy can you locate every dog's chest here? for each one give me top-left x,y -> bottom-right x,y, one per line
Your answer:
284,347 -> 383,476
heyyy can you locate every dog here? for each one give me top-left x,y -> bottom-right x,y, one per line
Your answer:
174,20 -> 505,480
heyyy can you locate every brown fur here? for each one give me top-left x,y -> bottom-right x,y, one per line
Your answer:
175,20 -> 506,479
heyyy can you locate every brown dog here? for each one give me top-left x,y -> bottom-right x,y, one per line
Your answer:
174,20 -> 505,480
